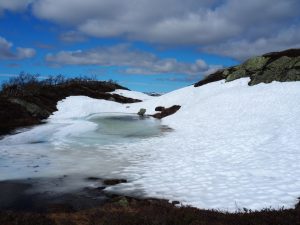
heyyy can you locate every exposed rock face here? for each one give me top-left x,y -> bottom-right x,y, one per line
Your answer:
0,98 -> 41,135
9,98 -> 50,118
194,70 -> 227,87
194,48 -> 300,87
152,105 -> 181,119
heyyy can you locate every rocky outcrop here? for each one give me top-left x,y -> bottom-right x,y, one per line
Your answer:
0,98 -> 42,135
9,98 -> 50,118
152,105 -> 181,119
0,80 -> 141,136
194,48 -> 300,87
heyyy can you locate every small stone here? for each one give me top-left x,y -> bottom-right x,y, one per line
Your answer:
86,177 -> 101,181
103,179 -> 127,186
137,108 -> 146,116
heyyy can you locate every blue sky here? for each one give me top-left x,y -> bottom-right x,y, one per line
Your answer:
0,0 -> 299,92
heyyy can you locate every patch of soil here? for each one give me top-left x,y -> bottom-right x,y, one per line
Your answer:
1,196 -> 300,225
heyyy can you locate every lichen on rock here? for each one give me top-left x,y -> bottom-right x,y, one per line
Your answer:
194,48 -> 300,87
243,56 -> 269,72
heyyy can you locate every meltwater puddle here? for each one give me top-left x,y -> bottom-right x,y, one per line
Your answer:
69,113 -> 166,145
0,113 -> 171,183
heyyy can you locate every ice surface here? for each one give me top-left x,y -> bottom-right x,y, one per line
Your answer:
1,78 -> 300,212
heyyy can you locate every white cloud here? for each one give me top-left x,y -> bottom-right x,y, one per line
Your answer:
0,36 -> 36,60
16,47 -> 36,58
46,45 -> 213,76
123,58 -> 208,76
2,0 -> 300,59
203,26 -> 300,60
46,44 -> 155,66
32,0 -> 233,44
59,31 -> 87,43
31,1 -> 298,41
0,0 -> 32,13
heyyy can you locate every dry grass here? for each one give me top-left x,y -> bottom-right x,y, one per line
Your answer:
1,196 -> 299,225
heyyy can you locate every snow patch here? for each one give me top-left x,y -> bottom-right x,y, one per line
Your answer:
1,78 -> 300,212
111,89 -> 154,101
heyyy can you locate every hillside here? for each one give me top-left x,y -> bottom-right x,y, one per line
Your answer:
0,77 -> 141,136
1,48 -> 299,211
1,49 -> 300,223
1,49 -> 299,137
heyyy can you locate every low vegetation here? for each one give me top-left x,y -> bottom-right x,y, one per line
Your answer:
1,72 -> 120,97
0,196 -> 299,225
0,72 -> 140,135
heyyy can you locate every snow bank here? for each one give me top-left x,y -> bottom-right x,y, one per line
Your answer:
2,78 -> 300,212
111,89 -> 155,101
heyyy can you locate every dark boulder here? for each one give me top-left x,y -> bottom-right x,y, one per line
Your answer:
263,48 -> 300,60
152,105 -> 181,119
155,106 -> 165,111
103,179 -> 127,186
194,69 -> 228,87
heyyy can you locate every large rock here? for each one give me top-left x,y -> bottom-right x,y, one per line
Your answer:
225,67 -> 247,82
243,56 -> 269,72
194,70 -> 227,87
249,56 -> 300,85
194,48 -> 300,87
152,105 -> 181,119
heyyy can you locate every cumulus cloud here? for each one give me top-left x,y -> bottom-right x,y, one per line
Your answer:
31,0 -> 234,44
0,36 -> 36,60
0,0 -> 32,13
59,31 -> 87,43
3,0 -> 300,59
46,44 -> 213,76
123,59 -> 209,76
203,26 -> 300,61
29,0 -> 300,48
